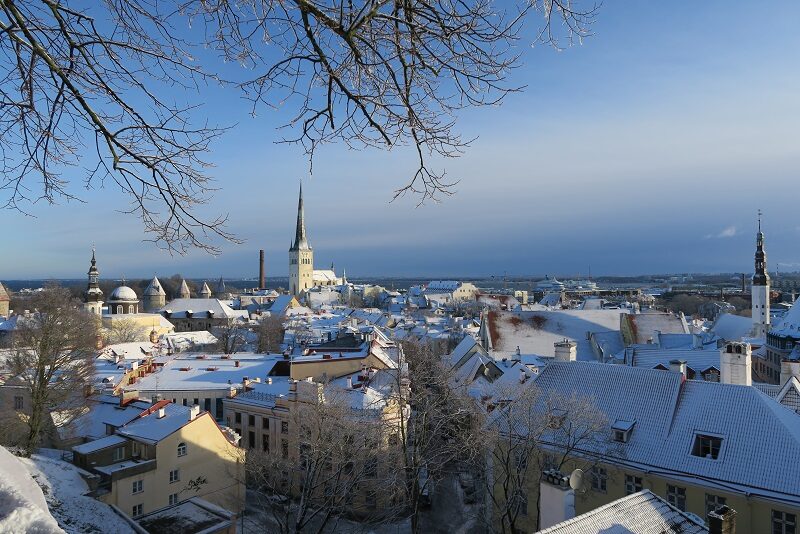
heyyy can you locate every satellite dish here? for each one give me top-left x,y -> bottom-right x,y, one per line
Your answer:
569,468 -> 585,493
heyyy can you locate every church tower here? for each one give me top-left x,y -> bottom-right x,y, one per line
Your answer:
752,211 -> 771,337
289,184 -> 314,297
83,248 -> 104,315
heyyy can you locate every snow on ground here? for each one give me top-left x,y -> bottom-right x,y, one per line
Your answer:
18,452 -> 135,534
0,445 -> 64,534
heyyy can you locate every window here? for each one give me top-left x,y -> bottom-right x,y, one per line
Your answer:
132,480 -> 143,494
182,398 -> 187,406
773,510 -> 797,534
169,493 -> 179,506
216,398 -> 224,420
248,414 -> 255,427
116,305 -> 123,314
169,469 -> 180,483
282,441 -> 289,459
235,412 -> 242,424
262,434 -> 270,452
263,417 -> 270,430
177,442 -> 187,457
248,431 -> 255,449
13,396 -> 23,410
132,504 -> 143,518
705,493 -> 726,517
193,398 -> 199,407
112,446 -> 125,462
692,434 -> 723,459
624,474 -> 642,495
667,484 -> 686,511
590,466 -> 607,493
281,421 -> 289,434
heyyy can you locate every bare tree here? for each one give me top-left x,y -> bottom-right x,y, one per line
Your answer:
105,318 -> 148,344
391,340 -> 483,533
212,322 -> 249,354
1,1 -> 596,251
246,386 -> 403,533
256,314 -> 286,353
481,384 -> 617,532
0,286 -> 98,456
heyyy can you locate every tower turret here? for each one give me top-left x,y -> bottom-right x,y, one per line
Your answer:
143,276 -> 166,312
752,211 -> 771,337
289,183 -> 314,297
83,248 -> 104,315
199,282 -> 212,299
178,279 -> 191,299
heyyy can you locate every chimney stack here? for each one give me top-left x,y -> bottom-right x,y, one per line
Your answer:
781,360 -> 800,386
554,339 -> 577,362
669,359 -> 687,380
189,404 -> 200,421
538,470 -> 575,530
259,249 -> 266,290
157,407 -> 166,419
708,505 -> 736,534
721,342 -> 752,386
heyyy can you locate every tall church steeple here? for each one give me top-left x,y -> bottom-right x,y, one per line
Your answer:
289,183 -> 314,297
291,182 -> 311,251
83,247 -> 104,315
752,210 -> 771,337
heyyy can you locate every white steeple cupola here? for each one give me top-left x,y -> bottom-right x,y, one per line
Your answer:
752,211 -> 771,338
83,248 -> 104,316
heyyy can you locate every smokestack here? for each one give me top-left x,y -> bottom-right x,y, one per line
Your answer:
708,505 -> 736,534
259,249 -> 266,290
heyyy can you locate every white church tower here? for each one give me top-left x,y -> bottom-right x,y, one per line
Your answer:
751,211 -> 771,338
289,184 -> 313,297
83,248 -> 104,315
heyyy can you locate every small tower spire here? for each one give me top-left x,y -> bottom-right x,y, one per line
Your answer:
83,247 -> 104,315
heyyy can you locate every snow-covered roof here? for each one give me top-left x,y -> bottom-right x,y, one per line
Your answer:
629,348 -> 721,375
144,277 -> 166,297
537,489 -> 707,534
116,402 -> 196,444
160,298 -> 244,320
710,313 -> 753,342
771,299 -> 800,338
527,361 -> 800,503
483,309 -> 625,360
72,434 -> 127,455
131,353 -> 280,392
108,285 -> 138,302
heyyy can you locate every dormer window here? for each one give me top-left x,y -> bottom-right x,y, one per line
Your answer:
691,433 -> 723,459
612,419 -> 636,443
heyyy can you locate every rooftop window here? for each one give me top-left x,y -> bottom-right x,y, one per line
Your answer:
692,433 -> 723,460
611,419 -> 636,443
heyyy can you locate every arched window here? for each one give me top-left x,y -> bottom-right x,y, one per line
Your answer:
128,305 -> 135,314
116,305 -> 123,314
177,442 -> 187,457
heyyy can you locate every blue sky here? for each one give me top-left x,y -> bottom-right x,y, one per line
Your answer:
2,1 -> 799,279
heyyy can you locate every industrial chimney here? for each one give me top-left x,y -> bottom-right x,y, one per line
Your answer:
259,249 -> 266,290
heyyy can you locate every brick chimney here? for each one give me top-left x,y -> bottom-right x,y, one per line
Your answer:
259,249 -> 266,290
554,339 -> 577,362
669,359 -> 687,380
708,505 -> 736,534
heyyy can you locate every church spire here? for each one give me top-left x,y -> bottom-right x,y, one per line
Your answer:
83,247 -> 104,313
753,209 -> 769,286
291,183 -> 311,251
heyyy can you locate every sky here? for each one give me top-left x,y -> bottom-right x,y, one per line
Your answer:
2,1 -> 799,280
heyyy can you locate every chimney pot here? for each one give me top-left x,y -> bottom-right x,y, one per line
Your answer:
708,505 -> 736,534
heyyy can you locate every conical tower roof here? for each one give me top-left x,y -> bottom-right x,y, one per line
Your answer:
0,281 -> 9,302
144,276 -> 166,296
216,276 -> 226,295
178,279 -> 191,299
199,282 -> 212,298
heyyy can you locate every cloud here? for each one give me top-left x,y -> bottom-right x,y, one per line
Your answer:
705,226 -> 737,239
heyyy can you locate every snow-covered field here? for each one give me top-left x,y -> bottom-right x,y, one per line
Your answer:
15,450 -> 135,534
